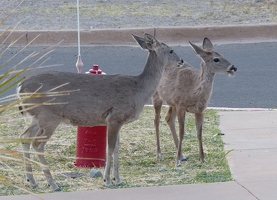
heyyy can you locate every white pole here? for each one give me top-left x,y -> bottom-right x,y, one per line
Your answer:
76,0 -> 83,73
77,0 -> 81,56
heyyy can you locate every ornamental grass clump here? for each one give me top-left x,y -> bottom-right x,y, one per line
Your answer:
0,2 -> 62,197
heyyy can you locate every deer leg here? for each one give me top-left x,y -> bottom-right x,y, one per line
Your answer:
165,107 -> 187,161
104,123 -> 121,187
176,109 -> 186,167
152,94 -> 163,159
113,134 -> 123,185
195,113 -> 205,163
21,120 -> 40,189
32,140 -> 60,191
22,142 -> 38,188
32,118 -> 61,191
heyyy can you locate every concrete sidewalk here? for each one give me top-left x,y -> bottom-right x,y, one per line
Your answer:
219,110 -> 277,200
3,110 -> 277,200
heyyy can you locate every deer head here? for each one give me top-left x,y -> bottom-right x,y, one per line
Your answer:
189,37 -> 237,76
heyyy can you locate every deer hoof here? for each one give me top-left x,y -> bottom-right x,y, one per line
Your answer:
49,184 -> 61,192
54,187 -> 62,192
176,160 -> 182,167
116,181 -> 125,186
181,153 -> 187,161
199,158 -> 205,163
113,177 -> 124,186
105,182 -> 114,187
104,179 -> 114,187
157,153 -> 162,159
27,179 -> 38,189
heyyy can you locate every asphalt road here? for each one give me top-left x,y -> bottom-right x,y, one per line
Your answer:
1,41 -> 277,108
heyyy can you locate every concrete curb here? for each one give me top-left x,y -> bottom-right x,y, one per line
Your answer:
1,23 -> 277,45
207,107 -> 277,111
145,105 -> 277,111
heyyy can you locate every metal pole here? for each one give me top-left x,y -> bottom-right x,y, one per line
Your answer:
75,0 -> 83,73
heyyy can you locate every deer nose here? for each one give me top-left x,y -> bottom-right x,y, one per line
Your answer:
180,59 -> 184,63
230,65 -> 237,71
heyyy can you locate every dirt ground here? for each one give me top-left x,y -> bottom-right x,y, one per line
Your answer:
1,0 -> 277,30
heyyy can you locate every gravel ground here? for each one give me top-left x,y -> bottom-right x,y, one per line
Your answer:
1,0 -> 277,30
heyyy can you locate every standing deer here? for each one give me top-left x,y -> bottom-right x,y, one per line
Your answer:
17,33 -> 183,191
153,37 -> 237,167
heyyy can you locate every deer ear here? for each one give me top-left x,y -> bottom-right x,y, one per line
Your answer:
202,37 -> 213,51
144,33 -> 160,51
132,34 -> 147,50
189,41 -> 205,56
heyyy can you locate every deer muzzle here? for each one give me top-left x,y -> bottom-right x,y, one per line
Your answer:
227,65 -> 237,76
229,65 -> 237,72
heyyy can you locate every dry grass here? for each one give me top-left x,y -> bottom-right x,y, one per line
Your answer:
0,106 -> 231,196
3,0 -> 277,30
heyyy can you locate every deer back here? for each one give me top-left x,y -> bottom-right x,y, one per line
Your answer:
18,33 -> 183,126
19,71 -> 140,126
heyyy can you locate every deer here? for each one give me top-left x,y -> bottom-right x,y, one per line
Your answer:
17,33 -> 183,191
152,37 -> 237,167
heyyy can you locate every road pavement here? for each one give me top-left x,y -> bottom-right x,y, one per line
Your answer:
1,41 -> 277,108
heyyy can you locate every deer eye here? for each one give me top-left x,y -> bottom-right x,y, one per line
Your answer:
170,50 -> 174,54
213,58 -> 220,62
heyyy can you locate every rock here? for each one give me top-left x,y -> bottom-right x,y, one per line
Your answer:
89,168 -> 103,178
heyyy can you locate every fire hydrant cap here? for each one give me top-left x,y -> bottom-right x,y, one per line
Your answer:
93,65 -> 99,70
86,64 -> 105,74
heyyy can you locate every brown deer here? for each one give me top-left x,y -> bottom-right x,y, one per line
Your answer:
17,33 -> 183,191
152,37 -> 237,167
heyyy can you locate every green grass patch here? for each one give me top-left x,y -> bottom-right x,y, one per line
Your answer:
0,106 -> 231,196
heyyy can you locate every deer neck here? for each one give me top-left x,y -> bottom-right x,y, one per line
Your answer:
200,62 -> 215,83
137,52 -> 164,101
196,63 -> 215,95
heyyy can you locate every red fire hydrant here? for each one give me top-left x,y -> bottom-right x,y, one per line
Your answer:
74,65 -> 107,168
